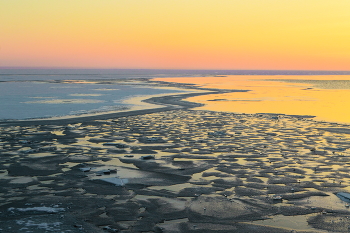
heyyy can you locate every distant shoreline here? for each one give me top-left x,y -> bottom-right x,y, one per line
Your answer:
2,68 -> 350,76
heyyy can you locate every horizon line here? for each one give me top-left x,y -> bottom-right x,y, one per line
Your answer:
1,67 -> 350,72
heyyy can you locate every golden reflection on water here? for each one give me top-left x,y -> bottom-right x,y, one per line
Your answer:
154,75 -> 350,124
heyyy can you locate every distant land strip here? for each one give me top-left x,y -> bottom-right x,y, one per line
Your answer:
0,89 -> 247,127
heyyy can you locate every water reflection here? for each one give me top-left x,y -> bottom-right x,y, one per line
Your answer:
154,75 -> 350,124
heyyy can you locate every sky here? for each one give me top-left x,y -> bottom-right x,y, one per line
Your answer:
1,0 -> 350,70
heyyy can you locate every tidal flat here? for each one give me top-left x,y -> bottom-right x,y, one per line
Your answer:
2,108 -> 350,232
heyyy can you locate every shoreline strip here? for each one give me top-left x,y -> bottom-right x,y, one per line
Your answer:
0,90 -> 242,127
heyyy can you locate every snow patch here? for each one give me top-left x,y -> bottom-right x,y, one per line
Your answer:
16,220 -> 62,232
8,206 -> 65,213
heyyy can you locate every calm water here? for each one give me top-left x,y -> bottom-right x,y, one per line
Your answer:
1,69 -> 350,123
154,75 -> 350,124
0,69 -> 194,120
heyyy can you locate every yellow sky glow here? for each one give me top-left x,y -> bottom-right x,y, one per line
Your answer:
1,0 -> 350,69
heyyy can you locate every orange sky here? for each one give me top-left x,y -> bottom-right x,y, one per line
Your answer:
1,1 -> 350,70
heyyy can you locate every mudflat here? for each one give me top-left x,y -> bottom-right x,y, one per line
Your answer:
2,95 -> 350,232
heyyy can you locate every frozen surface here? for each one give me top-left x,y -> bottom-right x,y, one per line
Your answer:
0,78 -> 186,120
